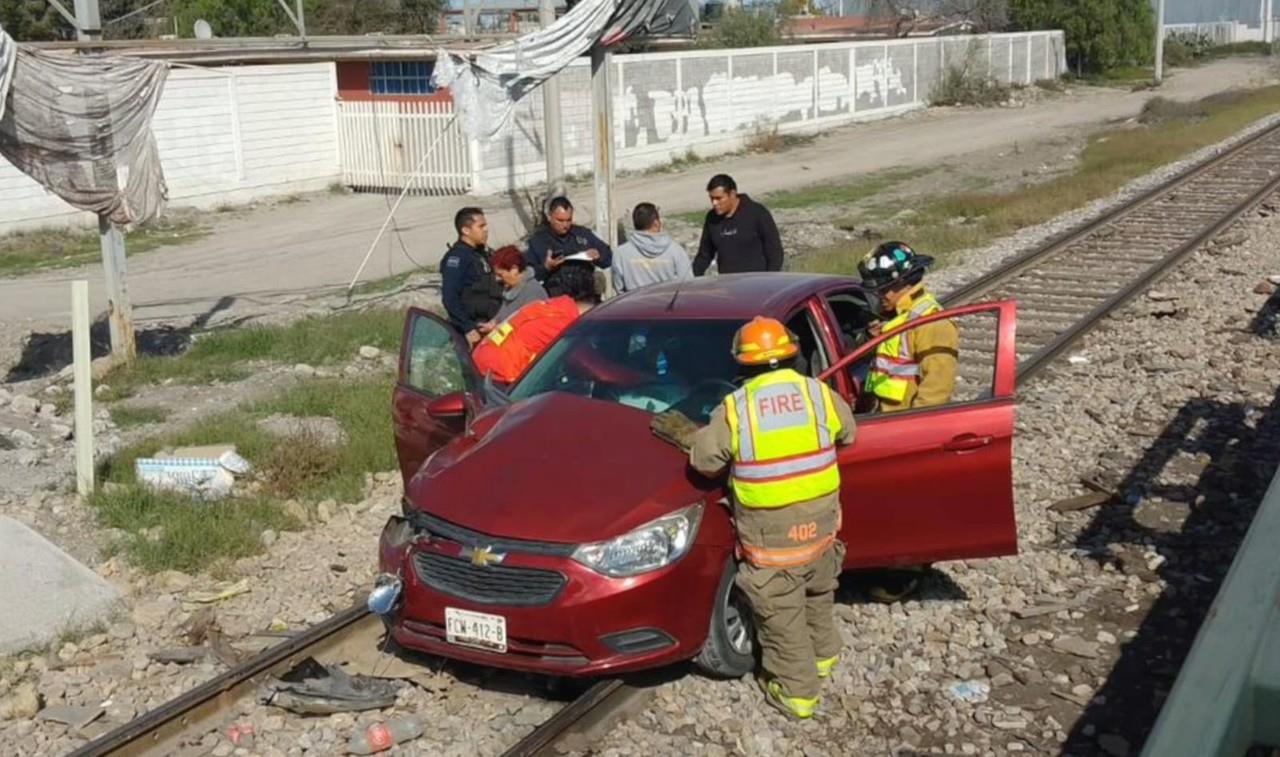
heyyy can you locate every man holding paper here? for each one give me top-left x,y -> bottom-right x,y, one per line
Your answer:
525,196 -> 613,296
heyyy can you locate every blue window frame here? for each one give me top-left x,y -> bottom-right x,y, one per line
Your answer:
370,61 -> 436,95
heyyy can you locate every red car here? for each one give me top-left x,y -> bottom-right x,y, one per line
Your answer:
378,273 -> 1018,678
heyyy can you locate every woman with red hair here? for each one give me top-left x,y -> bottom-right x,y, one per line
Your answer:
491,245 -> 548,323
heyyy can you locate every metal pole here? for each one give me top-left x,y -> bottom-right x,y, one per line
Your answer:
72,0 -> 100,39
540,0 -> 565,199
296,0 -> 307,41
71,280 -> 94,498
590,47 -> 616,251
1154,0 -> 1165,85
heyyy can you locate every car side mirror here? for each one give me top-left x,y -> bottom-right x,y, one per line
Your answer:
426,391 -> 466,420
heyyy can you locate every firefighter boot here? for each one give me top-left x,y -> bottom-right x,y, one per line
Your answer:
815,656 -> 838,679
760,678 -> 817,720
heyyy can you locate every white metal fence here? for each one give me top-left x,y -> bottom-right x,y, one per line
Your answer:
336,100 -> 472,195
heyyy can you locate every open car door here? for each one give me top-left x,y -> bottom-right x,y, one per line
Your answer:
394,308 -> 480,489
818,300 -> 1018,568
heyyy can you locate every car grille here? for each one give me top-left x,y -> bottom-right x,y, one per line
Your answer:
412,551 -> 566,607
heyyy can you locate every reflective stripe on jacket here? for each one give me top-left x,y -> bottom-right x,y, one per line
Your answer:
723,369 -> 843,510
471,296 -> 580,383
865,288 -> 942,404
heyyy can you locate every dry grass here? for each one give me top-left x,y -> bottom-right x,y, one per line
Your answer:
257,430 -> 344,498
798,85 -> 1280,273
0,215 -> 207,277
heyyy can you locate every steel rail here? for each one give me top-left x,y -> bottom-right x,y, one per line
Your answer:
68,606 -> 374,757
943,119 -> 1280,308
1013,168 -> 1280,382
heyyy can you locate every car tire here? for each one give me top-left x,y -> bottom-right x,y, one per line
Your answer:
694,558 -> 756,679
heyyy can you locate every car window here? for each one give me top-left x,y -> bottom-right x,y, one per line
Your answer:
846,309 -> 995,415
508,319 -> 745,423
822,289 -> 878,353
404,314 -> 470,397
785,308 -> 829,379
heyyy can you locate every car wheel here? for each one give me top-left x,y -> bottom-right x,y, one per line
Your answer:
694,558 -> 755,679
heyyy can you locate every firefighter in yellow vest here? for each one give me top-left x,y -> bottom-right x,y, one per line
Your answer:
859,241 -> 958,414
650,317 -> 856,720
858,241 -> 958,603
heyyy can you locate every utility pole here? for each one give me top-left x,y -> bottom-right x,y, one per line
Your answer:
1153,0 -> 1165,85
540,0 -> 566,202
590,47 -> 616,253
73,0 -> 138,361
1265,0 -> 1274,44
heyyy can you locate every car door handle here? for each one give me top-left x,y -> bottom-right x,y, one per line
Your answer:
943,434 -> 993,452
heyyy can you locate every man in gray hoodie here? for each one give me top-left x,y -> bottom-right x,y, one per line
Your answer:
612,203 -> 694,294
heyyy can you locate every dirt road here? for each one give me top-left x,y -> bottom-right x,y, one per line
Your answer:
0,58 -> 1273,336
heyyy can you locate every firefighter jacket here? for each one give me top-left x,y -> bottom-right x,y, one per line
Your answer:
689,369 -> 856,568
471,296 -> 580,384
866,285 -> 958,413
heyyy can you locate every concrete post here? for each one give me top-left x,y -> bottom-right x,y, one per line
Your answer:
591,47 -> 616,250
71,281 -> 94,497
1154,0 -> 1165,85
75,0 -> 137,362
540,0 -> 565,199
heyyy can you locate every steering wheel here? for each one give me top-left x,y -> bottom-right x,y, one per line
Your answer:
670,378 -> 739,419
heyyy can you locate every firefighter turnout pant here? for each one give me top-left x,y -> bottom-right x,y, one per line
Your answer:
735,539 -> 846,701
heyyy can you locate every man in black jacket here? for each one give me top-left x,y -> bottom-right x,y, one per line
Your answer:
524,196 -> 613,295
693,174 -> 784,276
441,207 -> 503,346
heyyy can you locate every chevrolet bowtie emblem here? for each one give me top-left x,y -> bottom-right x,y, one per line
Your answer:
462,545 -> 505,567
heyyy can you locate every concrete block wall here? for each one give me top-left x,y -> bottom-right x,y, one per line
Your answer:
0,62 -> 341,235
471,31 -> 1067,194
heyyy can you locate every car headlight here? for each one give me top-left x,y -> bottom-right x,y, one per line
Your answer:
571,504 -> 704,578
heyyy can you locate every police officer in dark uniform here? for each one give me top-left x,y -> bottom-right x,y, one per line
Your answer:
441,207 -> 503,346
524,196 -> 613,296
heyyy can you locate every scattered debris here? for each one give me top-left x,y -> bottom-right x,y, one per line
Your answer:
147,647 -> 209,665
183,579 -> 251,606
261,657 -> 399,715
227,723 -> 256,748
136,445 -> 251,500
946,680 -> 990,704
1049,491 -> 1114,513
1212,230 -> 1248,248
1067,354 -> 1090,365
1255,280 -> 1277,295
1145,290 -> 1177,301
37,705 -> 103,729
347,716 -> 424,755
358,345 -> 381,360
1050,635 -> 1100,659
1012,592 -> 1093,619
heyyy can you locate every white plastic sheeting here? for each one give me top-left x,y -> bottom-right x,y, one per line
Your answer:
0,25 -> 168,226
434,0 -> 696,141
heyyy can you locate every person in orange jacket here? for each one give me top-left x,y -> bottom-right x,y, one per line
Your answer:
472,264 -> 600,385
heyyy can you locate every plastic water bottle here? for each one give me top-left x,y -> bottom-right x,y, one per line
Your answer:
347,717 -> 424,754
656,350 -> 668,377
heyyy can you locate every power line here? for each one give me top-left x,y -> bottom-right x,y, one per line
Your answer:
104,0 -> 166,27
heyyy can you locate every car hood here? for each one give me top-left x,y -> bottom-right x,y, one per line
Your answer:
406,392 -> 714,544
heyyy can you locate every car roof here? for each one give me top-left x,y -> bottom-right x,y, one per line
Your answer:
587,272 -> 862,321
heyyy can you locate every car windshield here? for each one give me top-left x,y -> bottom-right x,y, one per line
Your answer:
507,318 -> 745,424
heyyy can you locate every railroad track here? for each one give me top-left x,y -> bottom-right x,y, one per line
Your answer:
72,120 -> 1280,757
944,118 -> 1280,385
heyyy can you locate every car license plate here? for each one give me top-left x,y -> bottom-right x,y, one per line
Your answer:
444,607 -> 507,653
